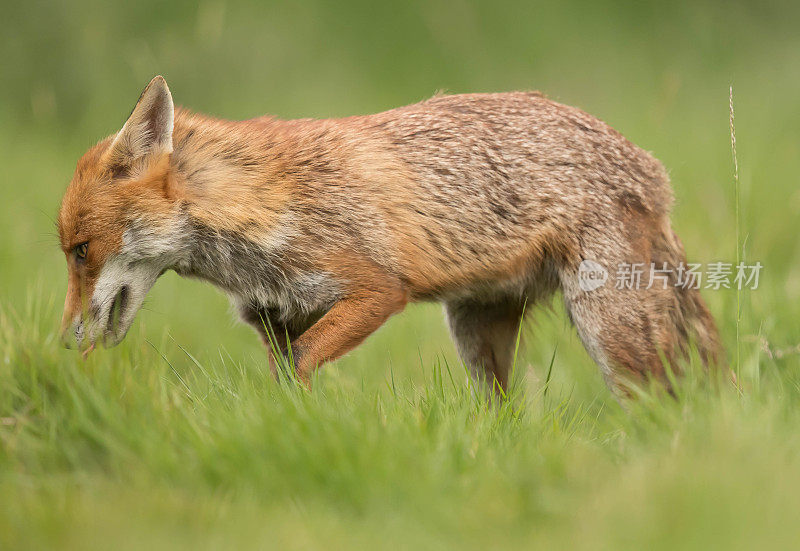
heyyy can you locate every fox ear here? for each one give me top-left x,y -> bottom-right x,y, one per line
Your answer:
107,76 -> 174,172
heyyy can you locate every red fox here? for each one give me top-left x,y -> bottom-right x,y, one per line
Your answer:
58,76 -> 722,395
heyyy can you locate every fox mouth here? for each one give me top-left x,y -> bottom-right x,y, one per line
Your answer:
106,285 -> 130,337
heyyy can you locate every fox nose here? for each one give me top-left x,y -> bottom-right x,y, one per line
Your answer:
59,318 -> 81,349
60,327 -> 75,349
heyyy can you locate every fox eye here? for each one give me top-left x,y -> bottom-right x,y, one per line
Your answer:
75,242 -> 88,260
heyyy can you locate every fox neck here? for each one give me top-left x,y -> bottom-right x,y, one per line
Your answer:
166,111 -> 306,311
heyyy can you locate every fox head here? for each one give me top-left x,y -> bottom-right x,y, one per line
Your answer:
58,76 -> 187,352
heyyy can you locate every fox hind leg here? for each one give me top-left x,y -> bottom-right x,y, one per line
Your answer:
444,296 -> 527,391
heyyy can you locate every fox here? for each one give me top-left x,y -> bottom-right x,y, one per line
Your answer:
58,75 -> 723,396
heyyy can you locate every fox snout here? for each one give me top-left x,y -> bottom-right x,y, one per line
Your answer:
60,284 -> 132,351
58,316 -> 81,350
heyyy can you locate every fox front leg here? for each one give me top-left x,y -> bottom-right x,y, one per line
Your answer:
289,282 -> 408,383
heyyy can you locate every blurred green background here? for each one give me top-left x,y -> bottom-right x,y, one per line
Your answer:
2,1 -> 800,549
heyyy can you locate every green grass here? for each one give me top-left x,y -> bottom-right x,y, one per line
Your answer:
5,295 -> 800,551
3,0 -> 800,548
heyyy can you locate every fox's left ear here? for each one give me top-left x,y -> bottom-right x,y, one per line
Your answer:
106,75 -> 174,172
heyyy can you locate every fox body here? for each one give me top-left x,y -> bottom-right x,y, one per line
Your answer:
59,76 -> 722,394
